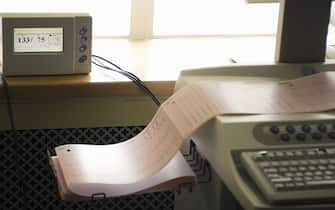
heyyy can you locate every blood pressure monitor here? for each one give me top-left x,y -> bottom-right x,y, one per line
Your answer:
1,13 -> 92,76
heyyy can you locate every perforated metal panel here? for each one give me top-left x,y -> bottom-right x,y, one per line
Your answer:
0,126 -> 174,210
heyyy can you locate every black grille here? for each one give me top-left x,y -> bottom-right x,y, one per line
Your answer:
0,126 -> 174,210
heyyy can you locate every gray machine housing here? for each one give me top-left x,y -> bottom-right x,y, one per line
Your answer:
0,13 -> 92,76
176,62 -> 335,210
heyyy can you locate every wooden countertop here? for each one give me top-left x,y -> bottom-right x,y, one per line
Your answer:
0,37 -> 276,100
1,70 -> 175,99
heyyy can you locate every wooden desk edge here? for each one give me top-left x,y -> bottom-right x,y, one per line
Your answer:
0,79 -> 176,99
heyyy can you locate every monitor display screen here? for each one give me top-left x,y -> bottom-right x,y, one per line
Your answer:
13,27 -> 63,53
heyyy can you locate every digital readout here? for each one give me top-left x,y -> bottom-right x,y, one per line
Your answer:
14,27 -> 63,53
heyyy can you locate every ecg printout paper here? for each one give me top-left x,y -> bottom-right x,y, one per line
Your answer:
50,152 -> 194,198
54,71 -> 335,197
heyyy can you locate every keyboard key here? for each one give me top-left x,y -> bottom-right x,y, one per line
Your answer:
326,148 -> 335,155
304,176 -> 313,181
285,182 -> 295,188
295,172 -> 304,177
267,173 -> 281,179
294,177 -> 303,182
280,161 -> 290,166
284,172 -> 295,177
314,171 -> 323,176
264,168 -> 278,173
306,180 -> 335,186
274,183 -> 285,190
275,151 -> 285,157
295,182 -> 305,188
271,161 -> 280,167
290,160 -> 299,165
304,171 -> 313,176
299,160 -> 309,165
317,150 -> 327,156
307,151 -> 317,156
313,176 -> 323,181
319,159 -> 329,165
325,171 -> 333,176
308,166 -> 317,171
267,152 -> 275,158
295,151 -> 304,156
285,151 -> 295,157
271,177 -> 292,183
324,176 -> 333,180
258,161 -> 271,168
254,151 -> 268,160
279,167 -> 288,172
318,165 -> 327,170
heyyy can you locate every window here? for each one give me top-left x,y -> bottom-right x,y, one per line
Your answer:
0,0 -> 131,36
153,0 -> 279,36
0,0 -> 280,38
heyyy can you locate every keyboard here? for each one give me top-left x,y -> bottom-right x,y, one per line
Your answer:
240,147 -> 335,204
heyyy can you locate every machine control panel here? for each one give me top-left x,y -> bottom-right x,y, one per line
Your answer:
253,120 -> 335,145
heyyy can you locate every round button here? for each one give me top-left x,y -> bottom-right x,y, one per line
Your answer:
328,132 -> 335,140
269,126 -> 280,134
301,124 -> 311,133
296,133 -> 306,141
312,133 -> 322,141
80,36 -> 88,43
78,55 -> 87,63
80,27 -> 88,35
79,45 -> 87,52
318,123 -> 327,132
286,125 -> 295,134
280,133 -> 290,142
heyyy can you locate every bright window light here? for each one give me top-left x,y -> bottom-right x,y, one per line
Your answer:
0,0 -> 131,36
153,0 -> 279,36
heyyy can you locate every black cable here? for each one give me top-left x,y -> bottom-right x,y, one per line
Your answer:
91,55 -> 157,94
92,60 -> 161,107
92,58 -> 138,82
1,74 -> 28,210
91,56 -> 161,106
92,59 -> 157,102
93,60 -> 161,108
91,55 -> 161,107
92,59 -> 159,104
92,55 -> 142,83
1,75 -> 16,130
